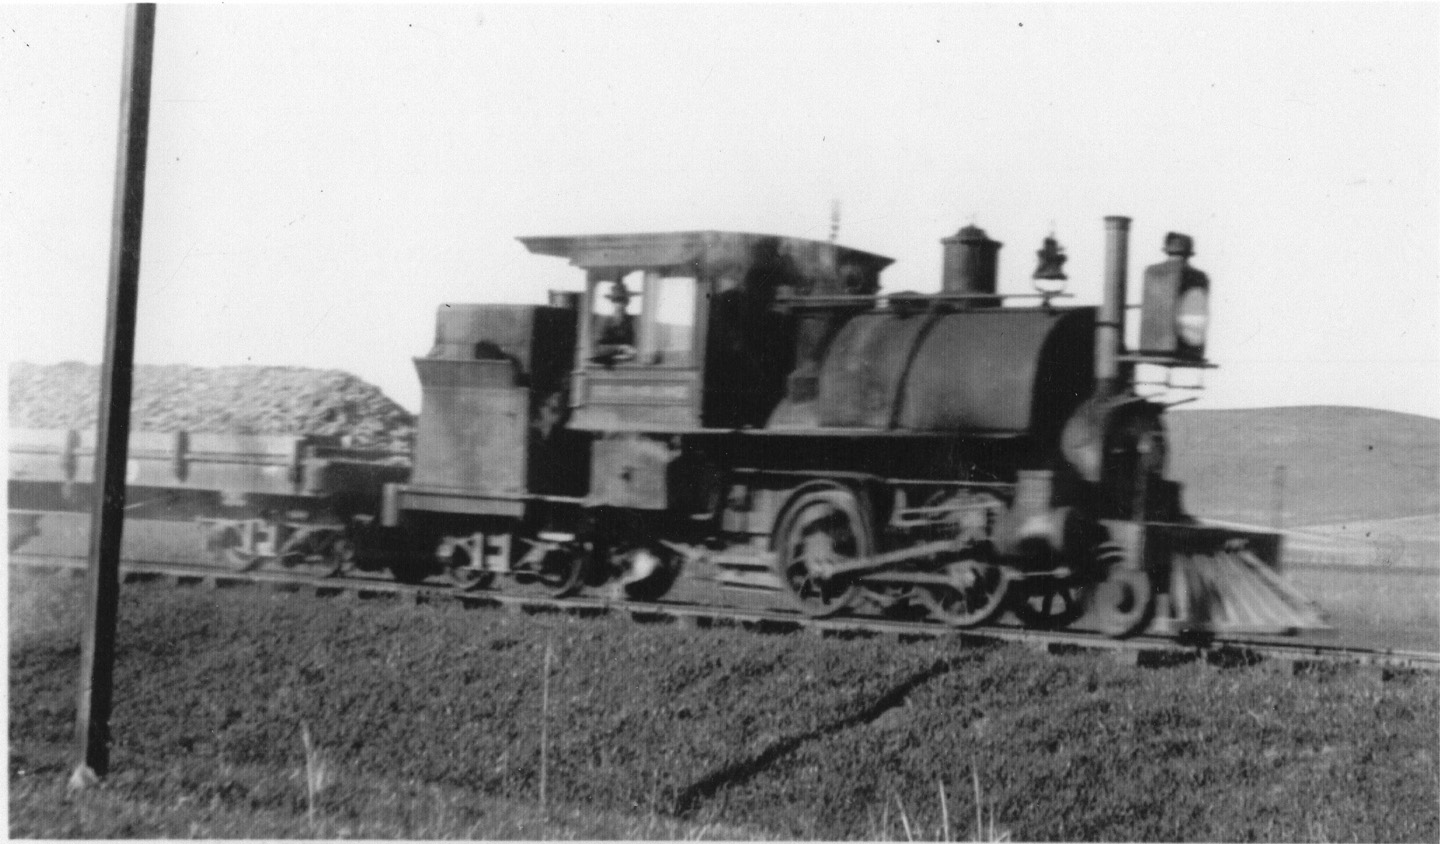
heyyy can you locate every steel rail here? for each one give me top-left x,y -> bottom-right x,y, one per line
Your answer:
12,553 -> 1439,673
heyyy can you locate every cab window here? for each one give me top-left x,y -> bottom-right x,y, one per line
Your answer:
640,273 -> 696,366
588,271 -> 696,367
589,273 -> 643,364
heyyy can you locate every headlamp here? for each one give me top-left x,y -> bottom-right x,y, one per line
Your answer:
1175,287 -> 1209,348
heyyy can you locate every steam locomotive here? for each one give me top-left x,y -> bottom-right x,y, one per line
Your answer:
353,216 -> 1312,637
9,216 -> 1321,637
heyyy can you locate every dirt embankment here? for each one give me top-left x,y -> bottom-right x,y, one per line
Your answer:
8,362 -> 415,450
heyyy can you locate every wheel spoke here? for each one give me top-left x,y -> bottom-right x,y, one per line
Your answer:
1010,579 -> 1085,630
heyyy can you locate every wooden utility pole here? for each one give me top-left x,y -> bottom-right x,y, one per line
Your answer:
70,3 -> 156,790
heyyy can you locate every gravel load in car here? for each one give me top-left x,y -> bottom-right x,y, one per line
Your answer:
8,361 -> 415,450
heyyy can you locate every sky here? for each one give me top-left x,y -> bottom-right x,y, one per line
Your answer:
4,4 -> 1438,418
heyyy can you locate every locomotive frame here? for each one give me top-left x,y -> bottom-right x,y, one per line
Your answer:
364,218 -> 1314,637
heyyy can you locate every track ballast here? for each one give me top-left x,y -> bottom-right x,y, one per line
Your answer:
13,552 -> 1437,673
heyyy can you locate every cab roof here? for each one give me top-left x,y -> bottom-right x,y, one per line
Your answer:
518,230 -> 893,275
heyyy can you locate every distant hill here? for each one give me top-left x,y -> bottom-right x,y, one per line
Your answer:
1167,406 -> 1440,528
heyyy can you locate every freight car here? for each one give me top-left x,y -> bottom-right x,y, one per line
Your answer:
9,428 -> 406,574
360,216 -> 1321,637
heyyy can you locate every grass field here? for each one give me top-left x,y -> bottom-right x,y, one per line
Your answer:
1298,514 -> 1440,567
1168,406 -> 1439,529
1287,565 -> 1440,652
10,574 -> 1438,841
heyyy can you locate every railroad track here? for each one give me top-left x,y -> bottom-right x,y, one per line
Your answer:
13,552 -> 1440,673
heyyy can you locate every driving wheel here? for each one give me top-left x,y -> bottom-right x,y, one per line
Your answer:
773,488 -> 868,617
919,559 -> 1010,628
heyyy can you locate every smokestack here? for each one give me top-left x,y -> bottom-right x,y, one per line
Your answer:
1097,216 -> 1131,394
941,224 -> 1002,303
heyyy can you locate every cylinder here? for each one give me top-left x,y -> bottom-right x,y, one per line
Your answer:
941,225 -> 1002,300
1096,216 -> 1131,392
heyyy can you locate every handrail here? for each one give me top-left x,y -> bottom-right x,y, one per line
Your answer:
775,291 -> 1074,310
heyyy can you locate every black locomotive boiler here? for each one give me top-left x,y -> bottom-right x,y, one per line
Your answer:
367,217 -> 1320,637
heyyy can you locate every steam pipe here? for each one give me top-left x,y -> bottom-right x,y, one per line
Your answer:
1097,216 -> 1131,396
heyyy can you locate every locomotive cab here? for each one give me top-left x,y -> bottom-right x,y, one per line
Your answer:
569,265 -> 705,431
520,231 -> 893,433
